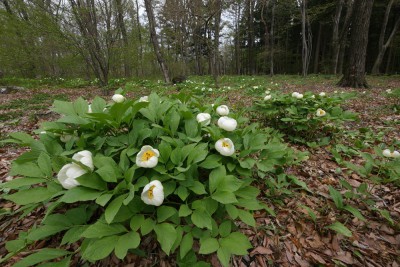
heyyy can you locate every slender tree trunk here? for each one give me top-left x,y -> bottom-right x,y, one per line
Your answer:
313,22 -> 322,73
385,44 -> 393,73
336,0 -> 353,75
144,0 -> 170,83
260,0 -> 270,74
135,0 -> 143,76
234,2 -> 241,75
212,0 -> 222,88
270,0 -> 275,76
332,0 -> 344,74
247,0 -> 256,75
371,0 -> 400,74
338,0 -> 374,88
301,0 -> 312,77
115,0 -> 130,77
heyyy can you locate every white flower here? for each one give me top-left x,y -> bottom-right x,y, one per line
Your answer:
265,90 -> 271,94
382,149 -> 400,158
292,92 -> 299,97
40,131 -> 47,134
292,92 -> 303,99
201,87 -> 205,91
208,88 -> 213,92
216,105 -> 229,116
218,116 -> 237,131
141,180 -> 164,206
253,86 -> 259,89
264,95 -> 272,101
139,96 -> 149,102
88,104 -> 92,113
319,92 -> 326,97
112,94 -> 125,103
57,150 -> 94,189
196,113 -> 211,125
311,95 -> 315,99
316,108 -> 326,117
215,138 -> 235,156
334,91 -> 338,94
362,91 -> 366,94
136,145 -> 160,168
386,89 -> 392,93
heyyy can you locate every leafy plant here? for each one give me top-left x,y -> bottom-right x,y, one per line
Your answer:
0,91 -> 301,266
254,91 -> 358,144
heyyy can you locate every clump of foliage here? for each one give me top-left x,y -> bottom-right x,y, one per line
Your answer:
254,91 -> 358,144
385,88 -> 400,113
0,91 -> 302,266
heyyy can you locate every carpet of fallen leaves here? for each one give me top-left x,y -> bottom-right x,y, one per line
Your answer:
1,77 -> 400,267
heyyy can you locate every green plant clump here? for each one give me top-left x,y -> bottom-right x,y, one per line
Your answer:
0,91 -> 302,266
254,91 -> 358,144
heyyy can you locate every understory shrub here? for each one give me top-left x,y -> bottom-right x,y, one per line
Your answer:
254,91 -> 358,144
0,91 -> 303,266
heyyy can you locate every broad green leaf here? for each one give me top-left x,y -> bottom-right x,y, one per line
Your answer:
199,154 -> 222,169
114,231 -> 141,259
199,237 -> 219,254
130,215 -> 145,231
4,187 -> 55,205
82,222 -> 127,238
154,223 -> 177,255
219,232 -> 252,255
9,132 -> 35,144
217,247 -> 231,267
105,194 -> 126,224
96,165 -> 118,183
325,222 -> 352,237
328,186 -> 344,209
212,191 -> 238,204
225,204 -> 238,219
237,210 -> 255,227
60,187 -> 102,203
0,178 -> 46,189
38,153 -> 52,177
36,256 -> 71,267
343,205 -> 366,221
27,225 -> 69,241
95,194 -> 113,207
12,249 -> 70,267
81,235 -> 119,261
157,206 -> 177,223
178,204 -> 192,217
180,233 -> 193,259
191,209 -> 212,230
76,173 -> 107,191
218,221 -> 232,238
10,162 -> 44,178
61,226 -> 88,245
209,166 -> 226,194
141,218 -> 155,235
189,181 -> 207,195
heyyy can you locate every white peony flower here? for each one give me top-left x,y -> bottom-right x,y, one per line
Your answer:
334,91 -> 338,94
215,138 -> 235,156
88,104 -> 92,113
57,150 -> 94,189
139,96 -> 149,102
208,88 -> 213,92
292,92 -> 303,99
196,113 -> 211,125
382,149 -> 400,158
136,145 -> 160,168
112,94 -> 125,103
253,86 -> 259,89
265,90 -> 271,94
218,116 -> 237,131
316,108 -> 326,117
216,105 -> 230,116
319,92 -> 326,97
311,95 -> 315,99
141,180 -> 164,206
292,92 -> 300,98
386,89 -> 392,93
264,95 -> 272,100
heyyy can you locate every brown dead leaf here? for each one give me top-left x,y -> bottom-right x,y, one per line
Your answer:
294,253 -> 311,267
250,246 -> 273,256
334,252 -> 354,265
307,252 -> 327,264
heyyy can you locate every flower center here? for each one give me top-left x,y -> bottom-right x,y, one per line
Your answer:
141,150 -> 155,161
222,141 -> 230,148
147,185 -> 156,199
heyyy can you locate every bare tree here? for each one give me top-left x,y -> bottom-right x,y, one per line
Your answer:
331,0 -> 345,74
144,0 -> 170,83
300,0 -> 312,77
371,0 -> 400,74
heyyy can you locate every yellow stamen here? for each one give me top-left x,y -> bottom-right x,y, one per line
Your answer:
147,185 -> 156,199
141,150 -> 155,161
222,141 -> 230,148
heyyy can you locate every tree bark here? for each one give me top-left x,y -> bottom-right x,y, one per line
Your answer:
115,0 -> 131,77
247,0 -> 256,75
332,0 -> 345,74
338,0 -> 374,88
313,22 -> 322,73
371,0 -> 400,74
301,0 -> 312,77
270,0 -> 275,76
144,0 -> 170,83
337,0 -> 354,75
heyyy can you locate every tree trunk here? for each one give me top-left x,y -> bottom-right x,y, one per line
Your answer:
234,1 -> 241,75
212,0 -> 222,88
115,0 -> 130,77
338,0 -> 374,88
371,0 -> 400,74
144,0 -> 170,83
336,0 -> 354,75
270,0 -> 275,76
260,0 -> 270,74
332,0 -> 344,74
313,22 -> 322,73
247,0 -> 256,75
301,0 -> 312,77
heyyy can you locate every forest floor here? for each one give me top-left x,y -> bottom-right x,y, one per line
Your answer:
0,75 -> 400,267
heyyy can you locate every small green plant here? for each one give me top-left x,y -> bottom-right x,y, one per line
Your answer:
386,88 -> 400,113
0,91 -> 301,266
254,91 -> 358,144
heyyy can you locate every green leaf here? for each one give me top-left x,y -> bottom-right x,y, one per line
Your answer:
27,225 -> 69,241
81,235 -> 119,261
225,204 -> 238,219
176,186 -> 189,201
76,173 -> 107,191
12,249 -> 70,267
0,178 -> 46,189
9,132 -> 35,144
167,110 -> 180,135
105,195 -> 126,224
10,162 -> 44,178
130,215 -> 145,231
170,147 -> 182,165
61,226 -> 88,245
217,247 -> 231,267
154,223 -> 177,255
212,191 -> 238,204
4,187 -> 55,205
219,232 -> 252,255
239,158 -> 256,169
185,118 -> 199,138
328,186 -> 344,209
95,193 -> 113,206
178,204 -> 192,217
82,222 -> 127,239
199,154 -> 222,169
60,187 -> 102,203
191,209 -> 212,230
237,210 -> 255,227
187,143 -> 208,165
218,221 -> 232,238
209,166 -> 226,193
114,231 -> 141,259
189,181 -> 207,195
343,205 -> 366,221
199,237 -> 219,254
38,153 -> 52,177
158,141 -> 172,163
141,218 -> 155,235
325,222 -> 352,237
157,206 -> 177,223
96,165 -> 118,183
180,233 -> 193,259
36,256 -> 71,267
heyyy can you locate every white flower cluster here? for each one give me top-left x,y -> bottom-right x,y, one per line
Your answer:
382,149 -> 400,158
